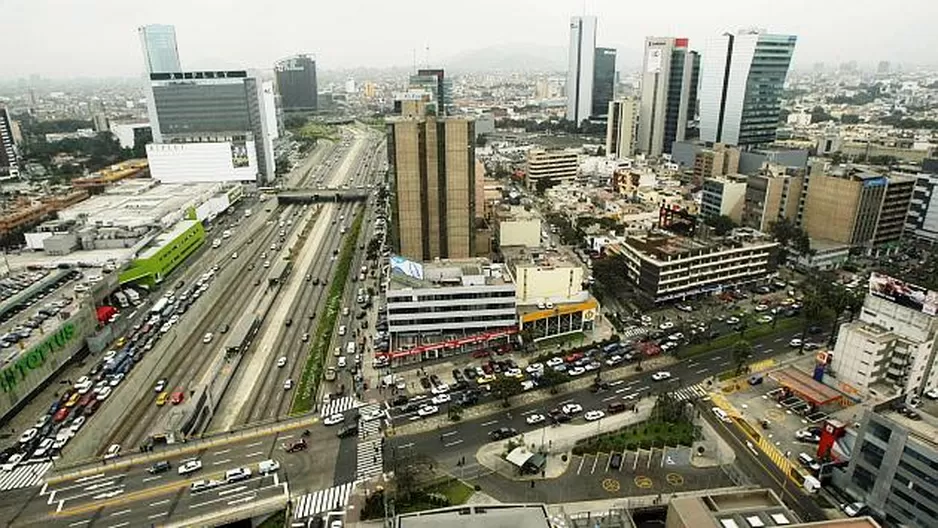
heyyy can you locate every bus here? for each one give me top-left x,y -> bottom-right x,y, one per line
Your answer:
150,297 -> 169,315
124,288 -> 141,305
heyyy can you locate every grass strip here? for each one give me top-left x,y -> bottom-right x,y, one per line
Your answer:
292,207 -> 365,414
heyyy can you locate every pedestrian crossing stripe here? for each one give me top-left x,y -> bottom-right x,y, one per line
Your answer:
293,481 -> 355,519
356,403 -> 384,481
758,436 -> 794,476
669,383 -> 708,402
320,396 -> 361,418
0,461 -> 52,491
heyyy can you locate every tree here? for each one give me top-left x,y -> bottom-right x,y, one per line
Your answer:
540,368 -> 567,394
651,391 -> 687,424
475,135 -> 487,147
704,214 -> 737,236
841,114 -> 860,125
731,339 -> 753,376
491,376 -> 523,407
534,177 -> 556,196
810,106 -> 834,124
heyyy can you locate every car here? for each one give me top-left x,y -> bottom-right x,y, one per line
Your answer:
545,357 -> 563,368
1,453 -> 24,472
504,368 -> 524,378
755,304 -> 770,312
277,356 -> 287,368
567,366 -> 586,376
417,405 -> 439,417
148,461 -> 171,474
96,387 -> 112,401
170,391 -> 185,405
156,391 -> 169,406
562,403 -> 583,415
789,338 -> 803,348
927,388 -> 938,400
605,355 -> 623,367
302,333 -> 309,342
69,416 -> 86,434
651,371 -> 672,381
33,438 -> 55,458
668,332 -> 684,341
607,402 -> 628,414
795,428 -> 821,443
283,379 -> 293,390
584,410 -> 605,421
64,392 -> 80,408
431,394 -> 451,405
757,315 -> 774,324
18,428 -> 38,444
190,479 -> 222,493
525,363 -> 544,374
676,304 -> 693,312
324,367 -> 337,381
258,459 -> 280,474
610,452 -> 623,469
431,383 -> 450,394
203,333 -> 213,344
104,444 -> 121,460
526,413 -> 546,425
361,408 -> 384,422
711,407 -> 732,423
489,427 -> 519,440
658,321 -> 674,330
178,459 -> 203,475
798,452 -> 822,472
154,379 -> 167,392
285,439 -> 308,452
225,467 -> 252,483
324,413 -> 345,426
108,373 -> 124,387
842,501 -> 867,517
726,316 -> 740,325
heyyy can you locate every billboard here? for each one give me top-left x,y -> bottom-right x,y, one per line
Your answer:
868,272 -> 938,316
390,255 -> 424,281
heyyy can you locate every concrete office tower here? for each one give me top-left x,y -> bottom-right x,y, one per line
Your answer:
566,16 -> 597,126
637,37 -> 700,157
698,30 -> 796,147
591,48 -> 617,120
145,70 -> 276,183
408,69 -> 452,116
274,54 -> 318,112
741,164 -> 804,232
387,108 -> 475,261
138,25 -> 182,74
0,107 -> 20,179
606,99 -> 638,158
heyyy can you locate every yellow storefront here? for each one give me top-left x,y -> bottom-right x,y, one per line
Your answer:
519,298 -> 599,341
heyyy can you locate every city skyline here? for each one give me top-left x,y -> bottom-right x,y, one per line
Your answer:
2,0 -> 936,79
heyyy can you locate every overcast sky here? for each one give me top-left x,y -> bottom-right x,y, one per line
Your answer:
2,0 -> 935,79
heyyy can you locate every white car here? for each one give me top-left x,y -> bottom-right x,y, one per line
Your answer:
52,434 -> 69,451
676,304 -> 694,313
926,388 -> 938,400
525,363 -> 544,374
324,413 -> 345,426
154,379 -> 167,393
203,333 -> 213,344
755,304 -> 769,312
504,368 -> 524,378
337,356 -> 347,368
526,413 -> 546,425
104,444 -> 121,460
651,371 -> 672,381
277,356 -> 287,368
431,394 -> 451,405
584,410 -> 605,421
2,453 -> 24,471
69,416 -> 86,435
283,379 -> 293,390
103,350 -> 117,362
640,315 -> 653,325
561,403 -> 583,415
33,438 -> 54,458
76,380 -> 94,395
842,502 -> 866,517
338,325 -> 347,336
567,366 -> 585,377
431,383 -> 450,394
726,316 -> 740,325
169,314 -> 180,325
73,376 -> 91,390
521,379 -> 537,391
789,338 -> 803,348
178,459 -> 202,474
659,321 -> 674,330
108,373 -> 124,387
361,408 -> 385,422
417,405 -> 439,417
546,357 -> 564,367
668,332 -> 684,341
97,387 -> 112,400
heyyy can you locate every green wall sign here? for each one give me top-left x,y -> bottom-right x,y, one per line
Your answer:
0,323 -> 77,394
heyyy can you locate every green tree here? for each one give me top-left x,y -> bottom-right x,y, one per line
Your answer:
732,339 -> 753,376
651,391 -> 687,424
841,114 -> 860,125
491,376 -> 523,407
810,106 -> 834,124
704,214 -> 737,236
534,177 -> 556,195
540,368 -> 567,394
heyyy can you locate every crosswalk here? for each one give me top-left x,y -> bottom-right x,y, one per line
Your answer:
356,403 -> 383,481
320,396 -> 361,418
293,481 -> 355,520
670,383 -> 708,402
0,461 -> 52,491
620,326 -> 649,340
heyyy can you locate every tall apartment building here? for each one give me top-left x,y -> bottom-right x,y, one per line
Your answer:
409,68 -> 452,116
699,30 -> 797,147
692,143 -> 740,185
590,48 -> 617,120
837,408 -> 938,526
701,175 -> 747,222
387,109 -> 475,261
138,24 -> 182,74
0,107 -> 19,179
144,70 -> 276,183
274,54 -> 318,112
741,164 -> 804,232
905,173 -> 938,243
831,274 -> 938,397
605,99 -> 638,159
801,167 -> 913,250
637,37 -> 700,157
609,229 -> 778,305
566,16 -> 597,125
525,149 -> 579,190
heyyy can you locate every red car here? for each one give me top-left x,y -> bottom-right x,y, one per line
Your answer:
565,352 -> 584,364
78,393 -> 95,408
470,349 -> 491,359
53,407 -> 71,423
171,391 -> 185,405
85,400 -> 101,415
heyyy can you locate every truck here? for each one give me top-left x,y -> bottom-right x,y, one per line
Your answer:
150,297 -> 169,315
114,291 -> 129,309
346,342 -> 356,356
124,288 -> 140,305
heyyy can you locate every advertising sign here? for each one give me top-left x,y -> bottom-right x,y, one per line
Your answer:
646,49 -> 663,73
868,272 -> 938,316
390,255 -> 424,280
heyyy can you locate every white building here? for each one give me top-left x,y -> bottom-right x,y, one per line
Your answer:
565,16 -> 597,125
831,273 -> 938,398
146,141 -> 258,183
905,173 -> 938,243
498,208 -> 541,248
606,98 -> 638,159
700,175 -> 747,222
525,148 -> 579,189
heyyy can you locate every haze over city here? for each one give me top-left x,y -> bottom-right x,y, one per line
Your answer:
3,0 -> 937,79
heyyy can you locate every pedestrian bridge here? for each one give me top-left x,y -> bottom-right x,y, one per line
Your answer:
276,187 -> 370,203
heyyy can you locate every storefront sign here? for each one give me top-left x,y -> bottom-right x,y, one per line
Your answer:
0,323 -> 77,393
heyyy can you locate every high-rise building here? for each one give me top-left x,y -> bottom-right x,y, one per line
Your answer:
700,175 -> 747,222
144,70 -> 276,183
698,30 -> 796,147
0,107 -> 20,179
274,54 -> 318,112
905,173 -> 938,243
137,24 -> 182,74
525,149 -> 579,190
637,37 -> 701,156
387,108 -> 475,261
741,164 -> 804,232
605,98 -> 638,158
692,143 -> 740,185
591,48 -> 616,120
409,69 -> 452,116
566,16 -> 597,126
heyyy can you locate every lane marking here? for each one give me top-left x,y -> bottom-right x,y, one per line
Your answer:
441,430 -> 458,437
245,441 -> 263,448
397,442 -> 414,449
602,395 -> 617,402
108,522 -> 129,528
149,499 -> 171,507
218,485 -> 248,496
721,361 -> 731,367
73,474 -> 106,484
110,509 -> 131,517
68,521 -> 90,527
577,456 -> 586,474
695,368 -> 709,374
213,459 -> 231,466
228,494 -> 257,506
444,440 -> 463,447
141,476 -> 162,483
245,451 -> 264,458
480,419 -> 498,427
214,449 -> 231,456
147,512 -> 167,520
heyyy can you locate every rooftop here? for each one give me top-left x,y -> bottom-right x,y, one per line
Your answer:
139,220 -> 198,259
879,407 -> 938,450
395,503 -> 552,528
501,245 -> 578,270
623,227 -> 777,261
388,258 -> 512,291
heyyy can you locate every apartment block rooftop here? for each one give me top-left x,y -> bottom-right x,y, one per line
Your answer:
879,405 -> 938,450
388,257 -> 512,291
623,227 -> 777,261
501,245 -> 578,270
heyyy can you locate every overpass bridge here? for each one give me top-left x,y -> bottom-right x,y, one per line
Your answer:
276,187 -> 370,203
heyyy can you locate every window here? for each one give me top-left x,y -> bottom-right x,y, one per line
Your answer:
869,421 -> 893,443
